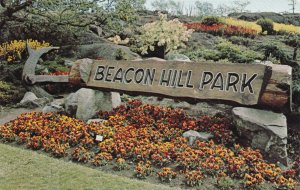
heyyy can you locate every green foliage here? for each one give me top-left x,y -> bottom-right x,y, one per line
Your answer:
202,49 -> 222,61
216,177 -> 235,190
114,48 -> 129,60
228,36 -> 252,46
41,60 -> 70,73
216,40 -> 262,63
182,47 -> 204,61
292,65 -> 300,106
0,81 -> 24,105
284,33 -> 300,60
103,0 -> 144,35
135,14 -> 193,57
256,43 -> 293,65
256,18 -> 274,35
201,16 -> 222,26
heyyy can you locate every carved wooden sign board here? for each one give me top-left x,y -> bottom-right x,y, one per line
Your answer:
84,60 -> 267,105
22,46 -> 291,111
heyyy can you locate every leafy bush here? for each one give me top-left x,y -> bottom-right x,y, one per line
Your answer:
257,18 -> 274,35
202,49 -> 222,61
216,40 -> 263,63
284,33 -> 300,60
256,44 -> 292,65
228,36 -> 252,46
201,16 -> 222,26
114,48 -> 129,60
0,81 -> 24,105
135,14 -> 193,58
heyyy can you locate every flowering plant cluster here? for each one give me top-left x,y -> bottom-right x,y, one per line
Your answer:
157,167 -> 177,183
135,161 -> 153,179
0,100 -> 298,189
0,39 -> 50,62
185,23 -> 257,38
115,158 -> 128,171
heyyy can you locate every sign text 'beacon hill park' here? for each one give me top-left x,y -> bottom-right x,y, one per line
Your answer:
85,60 -> 267,105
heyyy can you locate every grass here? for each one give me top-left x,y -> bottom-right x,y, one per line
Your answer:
0,143 -> 178,190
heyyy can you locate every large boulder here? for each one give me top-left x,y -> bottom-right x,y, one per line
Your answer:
232,107 -> 288,165
65,88 -> 121,121
18,92 -> 50,108
165,53 -> 191,62
75,42 -> 141,60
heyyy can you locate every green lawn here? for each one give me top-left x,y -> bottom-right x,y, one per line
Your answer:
0,143 -> 178,190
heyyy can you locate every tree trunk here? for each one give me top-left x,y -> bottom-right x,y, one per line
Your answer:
293,47 -> 298,60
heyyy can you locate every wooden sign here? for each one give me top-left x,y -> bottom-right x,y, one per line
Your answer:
22,46 -> 292,111
85,60 -> 267,105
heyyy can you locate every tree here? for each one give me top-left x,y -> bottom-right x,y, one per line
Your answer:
151,0 -> 184,15
195,1 -> 214,16
215,4 -> 231,16
288,0 -> 296,14
185,4 -> 194,17
232,0 -> 250,13
0,0 -> 33,29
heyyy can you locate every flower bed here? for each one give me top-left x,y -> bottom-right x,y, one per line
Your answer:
185,23 -> 257,38
0,99 -> 298,189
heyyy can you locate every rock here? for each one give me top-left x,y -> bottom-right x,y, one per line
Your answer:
232,107 -> 288,165
87,119 -> 107,125
51,98 -> 65,107
144,57 -> 166,62
165,53 -> 191,62
42,104 -> 64,113
65,88 -> 121,121
77,31 -> 108,45
26,85 -> 54,100
19,92 -> 50,108
64,60 -> 74,67
20,92 -> 38,104
76,42 -> 141,60
183,130 -> 214,145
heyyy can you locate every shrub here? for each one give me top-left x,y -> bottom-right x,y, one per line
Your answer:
257,19 -> 274,35
201,16 -> 222,26
284,33 -> 300,60
114,48 -> 129,60
228,36 -> 252,46
256,44 -> 292,65
217,40 -> 262,63
135,14 -> 193,58
202,49 -> 222,61
0,81 -> 24,105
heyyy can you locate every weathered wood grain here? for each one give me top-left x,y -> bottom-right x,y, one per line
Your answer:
85,60 -> 267,106
22,44 -> 59,84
